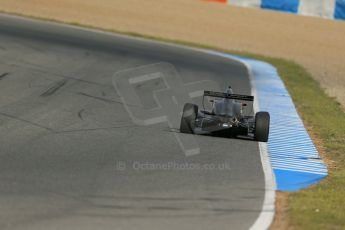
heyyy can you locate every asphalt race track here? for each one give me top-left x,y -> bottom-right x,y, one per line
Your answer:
0,14 -> 265,230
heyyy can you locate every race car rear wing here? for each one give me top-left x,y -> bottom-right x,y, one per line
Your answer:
204,90 -> 254,101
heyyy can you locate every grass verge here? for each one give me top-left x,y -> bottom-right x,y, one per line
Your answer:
2,11 -> 345,229
251,56 -> 345,229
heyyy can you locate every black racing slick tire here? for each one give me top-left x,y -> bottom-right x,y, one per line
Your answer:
254,112 -> 270,142
180,103 -> 198,134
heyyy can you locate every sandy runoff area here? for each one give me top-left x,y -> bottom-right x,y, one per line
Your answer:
0,0 -> 344,109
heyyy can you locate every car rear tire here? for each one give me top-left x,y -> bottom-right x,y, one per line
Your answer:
180,103 -> 198,134
254,112 -> 270,142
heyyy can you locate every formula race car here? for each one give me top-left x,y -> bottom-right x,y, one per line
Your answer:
180,86 -> 270,142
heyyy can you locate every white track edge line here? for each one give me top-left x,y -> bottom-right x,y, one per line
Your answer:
244,59 -> 276,230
